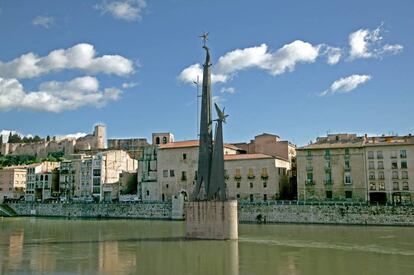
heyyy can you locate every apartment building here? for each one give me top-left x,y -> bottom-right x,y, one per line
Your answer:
25,162 -> 60,202
0,166 -> 27,202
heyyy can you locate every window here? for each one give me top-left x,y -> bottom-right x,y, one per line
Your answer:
306,172 -> 313,184
261,168 -> 269,179
326,191 -> 332,199
369,171 -> 375,180
403,182 -> 409,191
181,171 -> 187,181
249,194 -> 254,202
44,175 -> 48,181
250,182 -> 253,188
345,191 -> 352,199
345,160 -> 350,169
378,171 -> 385,180
163,170 -> 168,178
345,148 -> 350,155
236,182 -> 240,188
393,182 -> 399,191
182,153 -> 187,160
194,170 -> 198,180
392,171 -> 399,179
248,168 -> 255,179
93,169 -> 101,176
155,137 -> 160,145
377,151 -> 383,159
368,151 -> 374,159
263,194 -> 267,201
162,137 -> 168,144
236,194 -> 240,199
325,172 -> 332,184
40,175 -> 44,181
377,161 -> 384,169
400,150 -> 407,158
369,182 -> 376,190
93,178 -> 100,186
402,171 -> 408,179
325,149 -> 330,156
369,161 -> 375,169
345,174 -> 352,184
325,161 -> 331,169
391,151 -> 397,158
379,182 -> 385,191
391,161 -> 398,169
307,150 -> 312,157
235,169 -> 241,180
401,161 -> 408,169
263,181 -> 267,188
146,190 -> 150,196
170,170 -> 175,177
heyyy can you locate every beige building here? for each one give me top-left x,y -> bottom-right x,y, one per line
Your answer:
139,140 -> 291,202
297,134 -> 366,202
60,150 -> 138,202
25,162 -> 60,202
0,166 -> 27,202
107,138 -> 150,159
297,133 -> 414,203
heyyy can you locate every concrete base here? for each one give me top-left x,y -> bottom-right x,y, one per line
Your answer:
185,200 -> 238,240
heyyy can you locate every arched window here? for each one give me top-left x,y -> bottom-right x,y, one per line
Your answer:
162,136 -> 168,144
155,137 -> 160,145
162,193 -> 165,202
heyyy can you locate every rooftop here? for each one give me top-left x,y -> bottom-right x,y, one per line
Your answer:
224,153 -> 274,161
158,140 -> 241,151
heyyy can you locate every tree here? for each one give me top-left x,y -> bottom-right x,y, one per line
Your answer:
8,133 -> 22,143
33,135 -> 42,142
46,135 -> 51,142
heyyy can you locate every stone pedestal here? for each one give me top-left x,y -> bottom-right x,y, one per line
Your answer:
185,200 -> 238,240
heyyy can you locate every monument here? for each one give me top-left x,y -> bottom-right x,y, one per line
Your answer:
185,33 -> 238,240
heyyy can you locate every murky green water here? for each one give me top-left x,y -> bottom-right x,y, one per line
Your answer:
1,218 -> 413,274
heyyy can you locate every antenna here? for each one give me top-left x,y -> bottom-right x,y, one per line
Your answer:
193,75 -> 201,138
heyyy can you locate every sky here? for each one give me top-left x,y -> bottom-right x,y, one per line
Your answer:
0,0 -> 413,146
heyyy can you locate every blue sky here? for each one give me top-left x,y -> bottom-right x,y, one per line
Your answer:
0,0 -> 412,146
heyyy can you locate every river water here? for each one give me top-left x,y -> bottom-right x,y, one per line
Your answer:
1,218 -> 413,274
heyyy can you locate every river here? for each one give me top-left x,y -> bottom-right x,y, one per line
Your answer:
1,218 -> 413,274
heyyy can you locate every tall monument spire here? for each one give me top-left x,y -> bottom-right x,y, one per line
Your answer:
192,34 -> 213,200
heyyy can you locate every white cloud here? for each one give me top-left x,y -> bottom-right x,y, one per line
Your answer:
95,0 -> 147,21
320,74 -> 371,96
348,25 -> 403,60
61,132 -> 87,139
122,82 -> 138,89
178,63 -> 228,84
0,43 -> 134,79
0,76 -> 122,112
322,46 -> 342,65
179,40 -> 320,84
220,87 -> 235,94
32,16 -> 54,28
212,95 -> 226,104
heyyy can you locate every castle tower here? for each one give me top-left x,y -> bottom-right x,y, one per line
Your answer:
94,125 -> 106,149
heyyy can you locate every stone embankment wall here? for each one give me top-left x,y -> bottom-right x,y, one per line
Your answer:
8,202 -> 171,219
6,202 -> 414,226
238,203 -> 414,226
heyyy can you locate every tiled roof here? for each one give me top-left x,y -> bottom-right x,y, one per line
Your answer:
224,153 -> 273,161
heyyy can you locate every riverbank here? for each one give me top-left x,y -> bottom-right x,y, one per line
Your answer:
5,202 -> 414,226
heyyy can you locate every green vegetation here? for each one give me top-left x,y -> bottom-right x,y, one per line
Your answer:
6,133 -> 44,143
0,151 -> 64,168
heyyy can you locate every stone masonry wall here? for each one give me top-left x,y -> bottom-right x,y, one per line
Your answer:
6,202 -> 414,226
8,202 -> 171,219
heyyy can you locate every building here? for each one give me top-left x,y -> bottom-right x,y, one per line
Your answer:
297,134 -> 366,202
107,138 -> 150,159
139,140 -> 291,202
0,166 -> 27,202
364,135 -> 414,204
25,162 -> 60,202
297,133 -> 414,204
60,150 -> 138,202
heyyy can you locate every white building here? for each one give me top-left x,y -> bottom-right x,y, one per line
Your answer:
25,162 -> 59,202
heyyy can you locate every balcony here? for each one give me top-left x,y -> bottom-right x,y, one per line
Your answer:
234,175 -> 242,180
344,166 -> 351,172
247,175 -> 255,180
306,166 -> 313,171
324,167 -> 331,172
305,180 -> 315,185
261,174 -> 269,180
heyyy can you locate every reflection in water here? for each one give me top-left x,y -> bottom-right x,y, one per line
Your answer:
0,218 -> 414,275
